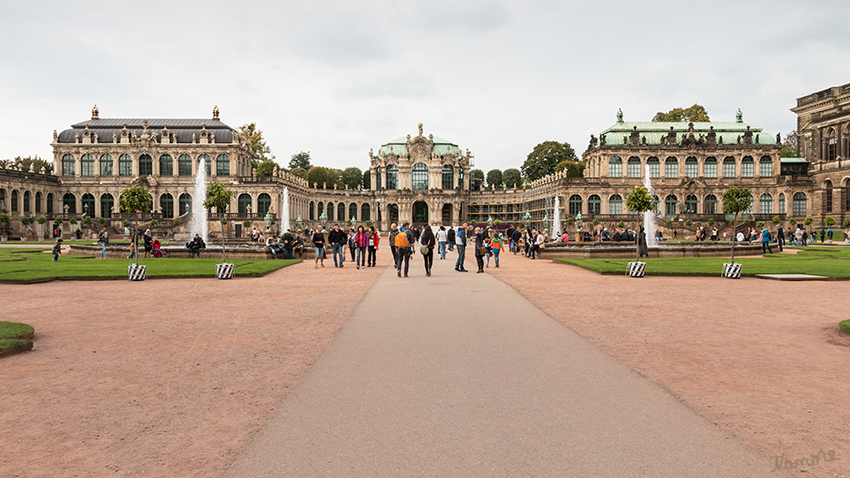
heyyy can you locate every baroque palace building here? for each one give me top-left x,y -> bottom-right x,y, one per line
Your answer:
1,84 -> 848,240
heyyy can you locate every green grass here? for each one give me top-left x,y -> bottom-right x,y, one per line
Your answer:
1,239 -> 169,245
840,320 -> 850,332
0,248 -> 300,282
0,338 -> 32,354
0,321 -> 34,355
555,246 -> 850,278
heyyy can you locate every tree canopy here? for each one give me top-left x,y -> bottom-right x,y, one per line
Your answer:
0,155 -> 53,174
470,169 -> 485,191
780,131 -> 798,158
722,187 -> 753,218
289,151 -> 312,170
290,167 -> 307,179
486,169 -> 503,190
203,181 -> 234,212
556,160 -> 586,178
502,168 -> 521,189
652,104 -> 710,122
239,123 -> 276,168
626,185 -> 654,216
307,166 -> 334,189
522,141 -> 578,181
118,185 -> 152,214
362,171 -> 371,190
256,159 -> 277,177
342,167 -> 363,190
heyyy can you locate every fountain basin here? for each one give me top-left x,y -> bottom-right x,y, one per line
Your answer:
538,242 -> 765,259
68,244 -> 287,260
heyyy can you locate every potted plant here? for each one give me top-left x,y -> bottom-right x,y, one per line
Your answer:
119,185 -> 152,281
625,185 -> 654,277
20,217 -> 31,241
617,221 -> 625,229
721,186 -> 752,279
203,181 -> 235,279
172,218 -> 181,227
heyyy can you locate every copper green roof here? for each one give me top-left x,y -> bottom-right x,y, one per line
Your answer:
780,157 -> 808,163
600,121 -> 777,146
378,135 -> 461,155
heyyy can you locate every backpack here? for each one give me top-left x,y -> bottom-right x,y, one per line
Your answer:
395,229 -> 410,249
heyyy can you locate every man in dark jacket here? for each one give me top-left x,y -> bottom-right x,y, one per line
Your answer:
455,223 -> 468,272
388,223 -> 399,265
446,226 -> 455,251
511,228 -> 522,255
328,224 -> 346,267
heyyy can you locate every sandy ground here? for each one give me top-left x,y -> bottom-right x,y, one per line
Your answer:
0,256 -> 384,478
487,251 -> 850,478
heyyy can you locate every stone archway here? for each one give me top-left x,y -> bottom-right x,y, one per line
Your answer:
412,201 -> 428,227
441,203 -> 453,226
388,203 -> 399,224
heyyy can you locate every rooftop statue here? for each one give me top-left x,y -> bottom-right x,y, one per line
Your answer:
418,123 -> 423,136
617,108 -> 623,123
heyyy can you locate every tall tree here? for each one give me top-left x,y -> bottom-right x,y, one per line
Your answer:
203,181 -> 234,263
781,131 -> 798,158
470,169 -> 485,191
306,166 -> 330,188
652,104 -> 710,122
9,155 -> 53,174
290,167 -> 307,179
118,185 -> 152,267
327,168 -> 345,189
722,186 -> 753,264
556,160 -> 586,178
342,167 -> 363,190
486,169 -> 503,190
502,168 -> 521,189
289,151 -> 312,170
522,141 -> 578,181
239,123 -> 277,169
362,171 -> 371,190
256,159 -> 277,177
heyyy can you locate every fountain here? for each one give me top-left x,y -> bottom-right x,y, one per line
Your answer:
281,187 -> 290,234
643,165 -> 658,247
552,196 -> 561,239
193,157 -> 208,240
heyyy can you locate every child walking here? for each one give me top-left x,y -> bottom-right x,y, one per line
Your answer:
52,238 -> 63,262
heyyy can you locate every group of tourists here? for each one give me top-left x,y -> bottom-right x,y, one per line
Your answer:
308,224 -> 380,269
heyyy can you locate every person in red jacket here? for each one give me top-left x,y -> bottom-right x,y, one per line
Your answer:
354,225 -> 369,269
367,225 -> 379,267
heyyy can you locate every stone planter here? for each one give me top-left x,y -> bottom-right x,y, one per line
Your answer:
128,264 -> 147,281
627,261 -> 646,278
722,262 -> 742,279
216,263 -> 234,280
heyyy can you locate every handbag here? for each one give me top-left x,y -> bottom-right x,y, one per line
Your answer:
478,246 -> 487,256
420,245 -> 429,255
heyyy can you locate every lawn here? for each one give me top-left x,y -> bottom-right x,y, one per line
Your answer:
0,321 -> 34,355
0,248 -> 299,282
555,246 -> 850,279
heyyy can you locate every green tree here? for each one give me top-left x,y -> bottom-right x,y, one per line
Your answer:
626,185 -> 654,260
362,171 -> 371,190
203,181 -> 234,262
327,168 -> 345,189
825,216 -> 836,228
239,123 -> 277,169
306,166 -> 330,188
722,186 -> 753,264
652,104 -> 711,122
470,169 -> 485,191
10,155 -> 53,174
290,167 -> 307,179
522,141 -> 578,181
780,131 -> 798,158
288,151 -> 312,170
118,185 -> 153,267
342,167 -> 363,190
486,169 -> 503,190
556,160 -> 586,178
502,168 -> 521,189
256,159 -> 277,178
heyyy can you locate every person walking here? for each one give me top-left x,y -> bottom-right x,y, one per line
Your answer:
446,226 -> 455,252
367,225 -> 379,267
97,226 -> 109,259
328,224 -> 346,268
394,222 -> 414,277
455,222 -> 468,272
282,229 -> 295,259
420,224 -> 436,276
52,238 -> 63,262
490,232 -> 502,268
143,229 -> 153,258
775,225 -> 785,252
761,227 -> 773,254
436,226 -> 447,260
388,223 -> 399,265
347,228 -> 357,262
312,226 -> 326,268
354,225 -> 368,269
474,226 -> 486,273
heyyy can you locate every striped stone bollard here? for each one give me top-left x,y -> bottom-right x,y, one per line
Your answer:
128,264 -> 146,281
627,261 -> 646,278
216,263 -> 234,280
722,262 -> 742,279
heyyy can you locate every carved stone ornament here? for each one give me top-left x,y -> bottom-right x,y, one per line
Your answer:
407,135 -> 433,163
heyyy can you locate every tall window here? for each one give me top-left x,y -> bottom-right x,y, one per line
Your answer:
608,194 -> 622,214
703,195 -> 717,214
10,190 -> 18,212
81,154 -> 95,176
63,193 -> 76,214
742,156 -> 754,178
704,157 -> 717,178
198,154 -> 211,176
139,154 -> 153,176
685,157 -> 698,177
386,165 -> 398,190
317,202 -> 324,219
258,193 -> 271,215
349,203 -> 357,221
35,192 -> 42,213
608,156 -> 622,178
442,165 -> 454,190
62,154 -> 75,176
159,155 -> 173,176
458,168 -> 464,190
178,154 -> 192,176
159,194 -> 173,218
665,157 -> 678,178
685,195 -> 698,213
846,185 -> 850,212
652,195 -> 660,214
119,154 -> 132,176
337,203 -> 345,221
46,193 -> 53,214
179,193 -> 192,216
824,181 -> 833,213
759,156 -> 772,177
375,167 -> 382,190
827,129 -> 837,161
327,202 -> 334,221
665,195 -> 677,218
647,157 -> 659,178
779,193 -> 785,215
216,154 -> 230,176
100,154 -> 113,176
361,204 -> 370,221
101,193 -> 114,218
792,192 -> 807,216
23,191 -> 31,214
569,195 -> 582,215
309,201 -> 315,221
412,163 -> 428,190
627,157 -> 641,178
238,194 -> 251,214
759,194 -> 772,214
723,157 -> 736,178
588,195 -> 601,214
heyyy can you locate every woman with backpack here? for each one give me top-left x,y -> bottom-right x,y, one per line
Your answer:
420,226 -> 435,276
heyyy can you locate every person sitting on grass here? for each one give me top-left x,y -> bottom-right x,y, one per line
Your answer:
52,238 -> 63,262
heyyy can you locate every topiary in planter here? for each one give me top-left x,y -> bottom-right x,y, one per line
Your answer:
82,216 -> 92,225
37,216 -> 47,225
20,217 -> 31,226
789,218 -> 797,226
617,221 -> 625,228
756,221 -> 764,228
772,216 -> 780,225
123,220 -> 130,228
243,220 -> 251,229
149,219 -> 158,228
707,218 -> 715,227
665,220 -> 673,227
172,218 -> 181,227
69,218 -> 77,225
98,217 -> 106,225
685,219 -> 692,226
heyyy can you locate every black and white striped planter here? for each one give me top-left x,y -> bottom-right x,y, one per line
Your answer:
128,264 -> 147,281
216,263 -> 234,280
627,261 -> 646,278
722,263 -> 742,279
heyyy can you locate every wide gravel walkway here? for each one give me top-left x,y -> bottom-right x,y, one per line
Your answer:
224,252 -> 782,477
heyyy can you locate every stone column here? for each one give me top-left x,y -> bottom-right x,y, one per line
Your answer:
75,156 -> 81,178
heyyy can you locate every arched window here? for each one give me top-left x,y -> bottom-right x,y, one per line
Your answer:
119,154 -> 132,176
722,157 -> 736,178
62,154 -> 75,176
665,157 -> 678,178
412,163 -> 428,190
327,202 -> 334,221
159,155 -> 173,176
793,192 -> 807,216
257,193 -> 271,215
139,154 -> 153,176
349,203 -> 357,221
361,203 -> 370,221
759,156 -> 772,177
179,193 -> 192,216
742,156 -> 754,178
309,201 -> 315,221
198,154 -> 211,176
704,157 -> 717,178
63,193 -> 76,214
100,154 -> 113,176
647,157 -> 659,178
100,193 -> 114,218
81,193 -> 95,217
178,154 -> 192,176
23,191 -> 31,214
35,192 -> 42,214
81,154 -> 95,176
157,194 -> 171,218
46,193 -> 53,214
375,167 -> 382,190
759,194 -> 772,214
238,194 -> 251,214
608,156 -> 622,178
665,195 -> 677,218
608,194 -> 622,214
10,190 -> 18,212
779,193 -> 786,215
827,129 -> 837,161
824,180 -> 833,213
386,165 -> 398,190
703,195 -> 717,214
685,157 -> 698,177
458,168 -> 465,190
317,202 -> 324,219
588,195 -> 601,214
685,195 -> 698,213
569,194 -> 582,215
442,165 -> 454,190
627,157 -> 641,178
652,195 -> 660,214
216,154 -> 230,176
337,203 -> 345,221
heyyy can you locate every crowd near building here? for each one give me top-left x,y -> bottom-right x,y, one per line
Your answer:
1,82 -> 849,240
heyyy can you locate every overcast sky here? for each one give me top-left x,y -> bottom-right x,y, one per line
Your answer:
1,0 -> 849,173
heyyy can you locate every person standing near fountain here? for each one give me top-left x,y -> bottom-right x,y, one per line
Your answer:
637,226 -> 648,258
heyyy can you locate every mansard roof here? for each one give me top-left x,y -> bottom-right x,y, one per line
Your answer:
599,121 -> 777,146
57,118 -> 236,144
378,135 -> 461,156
